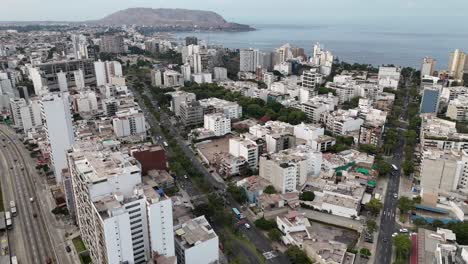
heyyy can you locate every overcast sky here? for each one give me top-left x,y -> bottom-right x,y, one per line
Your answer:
1,0 -> 467,25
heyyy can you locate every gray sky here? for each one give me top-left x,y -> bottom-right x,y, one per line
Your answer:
1,0 -> 466,24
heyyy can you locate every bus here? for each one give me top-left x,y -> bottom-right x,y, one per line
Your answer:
232,207 -> 244,219
392,164 -> 398,171
10,201 -> 17,216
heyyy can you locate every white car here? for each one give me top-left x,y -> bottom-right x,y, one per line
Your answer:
392,232 -> 398,237
244,223 -> 251,229
399,228 -> 408,233
30,197 -> 34,203
393,193 -> 398,199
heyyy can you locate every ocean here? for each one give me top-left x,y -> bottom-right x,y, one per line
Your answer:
175,23 -> 468,69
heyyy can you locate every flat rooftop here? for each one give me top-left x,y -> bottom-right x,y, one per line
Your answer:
175,215 -> 217,249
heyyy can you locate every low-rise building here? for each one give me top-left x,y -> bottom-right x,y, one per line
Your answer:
112,108 -> 146,137
420,115 -> 468,151
229,136 -> 259,169
163,70 -> 184,88
174,216 -> 219,264
168,91 -> 196,117
298,94 -> 337,123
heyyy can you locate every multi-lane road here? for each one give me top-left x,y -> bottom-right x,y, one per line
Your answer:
0,125 -> 56,263
129,78 -> 289,263
375,79 -> 412,264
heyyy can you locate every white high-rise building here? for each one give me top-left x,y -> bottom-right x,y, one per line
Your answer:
95,60 -> 123,86
68,146 -> 176,264
181,64 -> 192,82
204,113 -> 231,136
57,71 -> 68,92
41,92 -> 74,182
213,67 -> 228,81
151,69 -> 163,87
378,67 -> 401,90
259,145 -> 322,193
240,49 -> 259,72
168,91 -> 197,116
302,68 -> 322,90
73,69 -> 85,90
421,57 -> 436,77
10,98 -> 42,132
72,91 -> 98,113
193,53 -> 202,74
71,34 -> 88,59
30,67 -> 45,95
448,49 -> 467,81
229,137 -> 259,169
94,60 -> 107,86
174,215 -> 219,264
112,108 -> 146,138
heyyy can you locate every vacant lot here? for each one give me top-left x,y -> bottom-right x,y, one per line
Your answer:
308,220 -> 359,247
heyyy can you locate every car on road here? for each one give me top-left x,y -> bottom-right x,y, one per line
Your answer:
184,175 -> 188,179
399,228 -> 408,233
392,232 -> 398,237
33,213 -> 37,218
30,197 -> 34,203
394,193 -> 398,199
245,223 -> 251,229
10,166 -> 13,170
65,245 -> 71,253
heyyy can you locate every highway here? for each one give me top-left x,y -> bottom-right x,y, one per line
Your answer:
128,77 -> 289,263
0,125 -> 56,263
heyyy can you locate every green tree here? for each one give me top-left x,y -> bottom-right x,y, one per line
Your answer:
299,191 -> 315,201
449,222 -> 468,245
394,234 -> 412,262
268,229 -> 283,241
366,219 -> 377,233
286,246 -> 313,264
254,217 -> 277,230
366,198 -> 383,216
227,183 -> 247,204
264,185 -> 277,194
375,159 -> 392,177
360,248 -> 371,257
359,144 -> 379,155
398,196 -> 415,214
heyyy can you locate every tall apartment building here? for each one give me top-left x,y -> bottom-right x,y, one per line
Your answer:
9,97 -> 42,132
446,95 -> 468,121
448,49 -> 467,81
259,145 -> 322,193
37,59 -> 96,90
181,64 -> 192,82
163,70 -> 184,88
68,146 -> 175,264
168,91 -> 197,116
57,71 -> 68,92
101,35 -> 125,53
213,67 -> 228,81
151,69 -> 163,87
185,36 -> 198,46
174,215 -> 219,264
71,34 -> 89,59
112,108 -> 146,138
198,98 -> 242,119
325,82 -> 357,103
378,66 -> 401,89
180,100 -> 204,127
420,115 -> 468,151
41,92 -> 74,182
73,69 -> 85,90
240,49 -> 259,72
301,68 -> 322,90
421,57 -> 436,77
420,86 -> 441,114
299,94 -> 337,123
229,136 -> 259,169
204,113 -> 231,136
95,60 -> 123,86
321,109 -> 364,135
420,149 -> 468,205
72,90 -> 98,113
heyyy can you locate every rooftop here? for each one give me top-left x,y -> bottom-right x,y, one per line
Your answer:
174,215 -> 217,249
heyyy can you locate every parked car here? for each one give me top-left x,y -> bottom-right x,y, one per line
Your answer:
65,245 -> 71,253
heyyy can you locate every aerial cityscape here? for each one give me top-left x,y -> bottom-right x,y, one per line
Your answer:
0,1 -> 468,264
